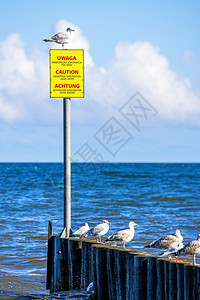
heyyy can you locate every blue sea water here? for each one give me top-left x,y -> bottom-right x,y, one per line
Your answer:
0,162 -> 200,299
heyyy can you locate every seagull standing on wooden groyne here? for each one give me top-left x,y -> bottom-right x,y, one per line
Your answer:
72,223 -> 90,238
145,229 -> 183,250
160,242 -> 184,258
106,221 -> 138,249
43,27 -> 75,48
84,220 -> 111,243
175,234 -> 200,265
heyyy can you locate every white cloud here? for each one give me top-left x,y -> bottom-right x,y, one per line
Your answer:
0,33 -> 51,123
0,34 -> 33,122
0,21 -> 199,127
87,42 -> 200,125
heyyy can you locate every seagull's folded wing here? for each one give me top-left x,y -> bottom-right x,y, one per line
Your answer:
92,224 -> 105,235
51,32 -> 68,40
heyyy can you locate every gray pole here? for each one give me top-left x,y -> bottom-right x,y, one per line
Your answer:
63,97 -> 71,238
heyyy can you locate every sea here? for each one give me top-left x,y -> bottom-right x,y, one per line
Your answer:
0,162 -> 200,299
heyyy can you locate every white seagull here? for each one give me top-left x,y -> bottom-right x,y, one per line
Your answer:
175,234 -> 200,265
106,221 -> 138,249
84,220 -> 111,243
43,27 -> 75,48
145,230 -> 183,250
72,223 -> 90,238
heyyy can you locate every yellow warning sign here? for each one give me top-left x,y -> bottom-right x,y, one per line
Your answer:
50,49 -> 84,98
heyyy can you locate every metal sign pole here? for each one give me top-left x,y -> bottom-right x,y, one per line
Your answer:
63,97 -> 71,238
49,49 -> 84,238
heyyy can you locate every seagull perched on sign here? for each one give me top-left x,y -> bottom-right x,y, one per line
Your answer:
43,27 -> 75,48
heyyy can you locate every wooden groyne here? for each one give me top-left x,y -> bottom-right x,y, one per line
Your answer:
46,235 -> 200,299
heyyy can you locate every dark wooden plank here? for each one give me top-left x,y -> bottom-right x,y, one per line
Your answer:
177,263 -> 184,300
114,249 -> 127,299
164,261 -> 169,300
106,248 -> 117,300
156,259 -> 165,300
94,245 -> 109,300
134,255 -> 147,300
147,256 -> 157,300
68,239 -> 82,289
46,235 -> 54,290
184,264 -> 194,300
48,220 -> 53,239
169,262 -> 177,300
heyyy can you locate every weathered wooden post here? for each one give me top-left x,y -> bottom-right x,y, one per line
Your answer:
68,239 -> 82,289
48,220 -> 53,239
114,248 -> 127,299
126,252 -> 135,300
164,260 -> 169,299
184,264 -> 194,299
194,265 -> 200,299
168,261 -> 177,300
177,262 -> 184,300
156,259 -> 165,300
134,255 -> 147,300
59,238 -> 69,290
106,247 -> 117,300
147,256 -> 157,300
94,245 -> 109,299
46,236 -> 69,292
81,240 -> 92,290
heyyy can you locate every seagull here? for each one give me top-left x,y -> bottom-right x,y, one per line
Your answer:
160,242 -> 184,258
84,220 -> 111,243
106,221 -> 138,249
43,27 -> 75,48
145,230 -> 183,250
175,234 -> 200,265
72,223 -> 90,238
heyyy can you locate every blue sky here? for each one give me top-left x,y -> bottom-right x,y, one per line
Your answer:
0,0 -> 199,162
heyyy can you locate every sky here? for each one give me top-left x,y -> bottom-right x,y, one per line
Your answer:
0,0 -> 199,162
